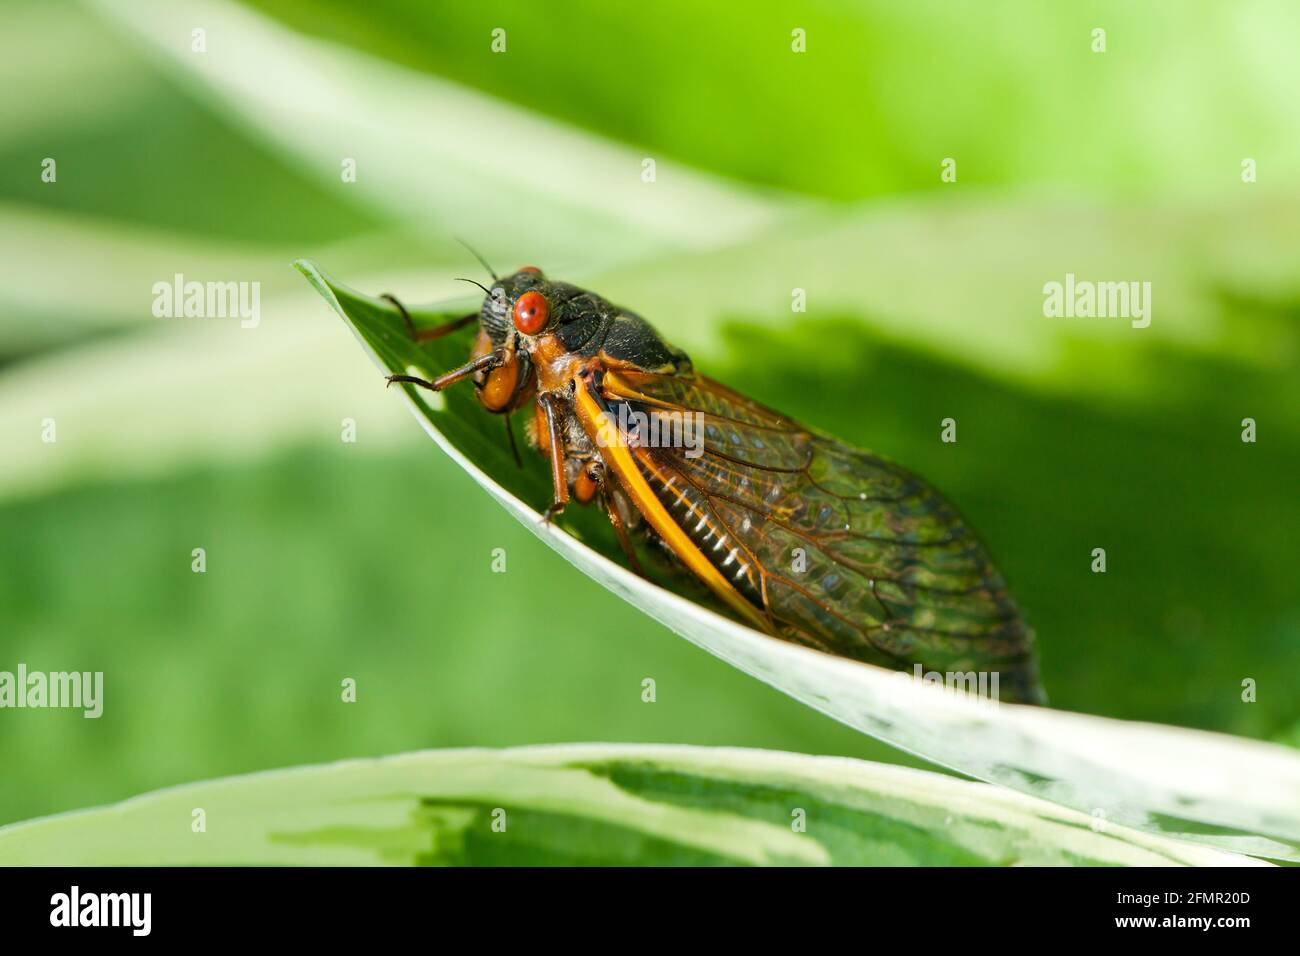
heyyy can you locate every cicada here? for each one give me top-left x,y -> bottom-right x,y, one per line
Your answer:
384,265 -> 1044,704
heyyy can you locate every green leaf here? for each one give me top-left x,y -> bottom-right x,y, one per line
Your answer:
242,0 -> 1300,206
0,745 -> 1264,866
297,259 -> 1300,862
88,0 -> 794,271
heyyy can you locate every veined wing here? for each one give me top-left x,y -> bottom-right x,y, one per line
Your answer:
600,369 -> 1044,705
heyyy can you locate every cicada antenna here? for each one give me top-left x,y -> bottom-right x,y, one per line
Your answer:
455,238 -> 499,281
455,277 -> 493,296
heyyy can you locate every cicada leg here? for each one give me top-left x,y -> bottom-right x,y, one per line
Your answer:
537,393 -> 570,524
385,350 -> 503,392
600,477 -> 645,576
382,293 -> 477,343
503,413 -> 523,469
565,454 -> 646,576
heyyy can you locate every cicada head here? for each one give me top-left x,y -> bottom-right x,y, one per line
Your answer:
477,266 -> 556,345
467,266 -> 558,413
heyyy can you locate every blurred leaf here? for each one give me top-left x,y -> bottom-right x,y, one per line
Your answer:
0,745 -> 1265,866
296,260 -> 1300,861
0,277 -> 418,500
0,0 -> 382,245
55,0 -> 1300,407
248,0 -> 1300,204
0,204 -> 449,360
0,443 -> 921,828
87,0 -> 801,272
596,195 -> 1300,414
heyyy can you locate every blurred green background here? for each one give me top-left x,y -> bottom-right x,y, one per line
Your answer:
1,0 -> 1297,828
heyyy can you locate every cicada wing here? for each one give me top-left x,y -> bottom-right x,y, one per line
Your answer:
601,370 -> 1045,705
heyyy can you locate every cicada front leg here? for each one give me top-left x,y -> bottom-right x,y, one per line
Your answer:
381,293 -> 477,343
385,350 -> 503,392
378,294 -> 497,391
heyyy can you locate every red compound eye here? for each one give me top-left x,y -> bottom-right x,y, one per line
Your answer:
513,290 -> 549,334
517,265 -> 541,274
